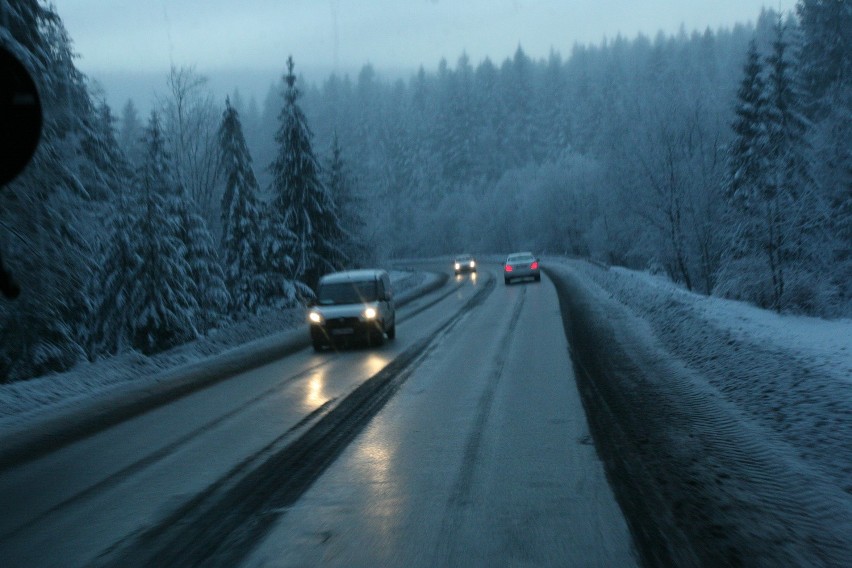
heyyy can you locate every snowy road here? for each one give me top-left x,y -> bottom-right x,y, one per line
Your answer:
5,259 -> 844,567
242,268 -> 636,567
0,265 -> 636,567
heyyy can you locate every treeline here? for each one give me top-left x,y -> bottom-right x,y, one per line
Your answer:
1,1 -> 848,382
225,3 -> 847,316
0,2 -> 360,381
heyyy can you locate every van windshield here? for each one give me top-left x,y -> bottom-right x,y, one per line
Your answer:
317,281 -> 378,305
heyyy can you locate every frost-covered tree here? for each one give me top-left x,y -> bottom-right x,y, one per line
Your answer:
100,113 -> 227,355
118,99 -> 144,166
269,56 -> 345,289
218,97 -> 266,313
84,101 -> 138,355
796,0 -> 851,117
796,0 -> 852,311
326,132 -> 364,266
160,65 -> 222,226
762,20 -> 831,311
0,0 -> 94,379
726,41 -> 768,210
79,100 -> 129,201
0,144 -> 92,379
125,113 -> 200,354
88,183 -> 140,355
169,196 -> 230,330
718,38 -> 779,309
718,22 -> 832,313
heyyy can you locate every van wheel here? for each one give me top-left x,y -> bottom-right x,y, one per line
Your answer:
387,323 -> 396,340
312,340 -> 324,352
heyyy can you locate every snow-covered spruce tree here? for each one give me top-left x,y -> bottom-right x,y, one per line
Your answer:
796,0 -> 852,119
326,132 -> 365,266
716,40 -> 771,304
0,142 -> 92,380
762,20 -> 832,312
156,107 -> 230,331
218,97 -> 266,314
118,99 -> 145,167
88,183 -> 139,356
116,113 -> 228,354
258,216 -> 307,307
269,56 -> 345,290
796,0 -> 852,313
726,41 -> 768,215
0,0 -> 95,380
77,100 -> 133,206
84,101 -> 140,356
718,23 -> 832,314
125,113 -> 200,354
169,196 -> 230,331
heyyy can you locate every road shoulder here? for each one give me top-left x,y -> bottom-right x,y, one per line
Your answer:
545,262 -> 851,567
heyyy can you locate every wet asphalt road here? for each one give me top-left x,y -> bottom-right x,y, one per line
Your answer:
244,268 -> 636,567
0,265 -> 637,567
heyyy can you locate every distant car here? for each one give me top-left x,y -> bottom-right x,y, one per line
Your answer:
307,269 -> 396,351
453,254 -> 477,275
504,252 -> 540,284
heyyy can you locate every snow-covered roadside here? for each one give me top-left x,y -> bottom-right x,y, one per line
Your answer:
0,270 -> 426,432
547,257 -> 852,491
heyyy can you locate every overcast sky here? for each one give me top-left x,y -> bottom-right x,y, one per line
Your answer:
57,0 -> 796,108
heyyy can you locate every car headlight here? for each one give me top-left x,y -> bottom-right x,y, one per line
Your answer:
308,311 -> 323,324
363,307 -> 377,319
454,262 -> 460,270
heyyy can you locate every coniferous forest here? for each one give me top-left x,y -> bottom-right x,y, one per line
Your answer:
0,1 -> 848,382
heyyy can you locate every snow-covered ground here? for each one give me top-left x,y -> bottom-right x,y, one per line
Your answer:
0,270 -> 425,432
548,257 -> 852,492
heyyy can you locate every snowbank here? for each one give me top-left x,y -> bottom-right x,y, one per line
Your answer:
548,257 -> 852,491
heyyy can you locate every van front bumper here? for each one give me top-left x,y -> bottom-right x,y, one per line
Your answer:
310,318 -> 384,344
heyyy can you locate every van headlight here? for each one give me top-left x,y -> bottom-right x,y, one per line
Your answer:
308,311 -> 323,324
363,307 -> 377,319
454,262 -> 461,270
470,260 -> 476,268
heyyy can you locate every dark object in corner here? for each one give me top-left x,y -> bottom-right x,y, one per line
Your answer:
0,44 -> 43,299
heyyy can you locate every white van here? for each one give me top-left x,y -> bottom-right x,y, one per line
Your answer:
307,269 -> 396,351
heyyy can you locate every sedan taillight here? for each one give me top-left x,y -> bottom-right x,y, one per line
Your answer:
530,261 -> 539,269
505,265 -> 513,272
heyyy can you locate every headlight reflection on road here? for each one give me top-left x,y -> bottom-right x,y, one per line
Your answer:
363,353 -> 391,376
305,355 -> 389,410
359,441 -> 392,481
355,437 -> 401,543
304,373 -> 328,408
